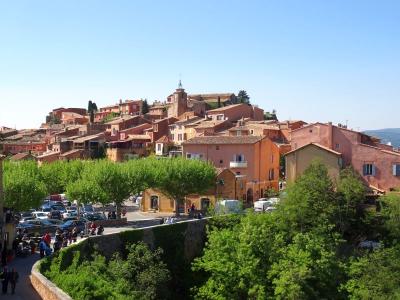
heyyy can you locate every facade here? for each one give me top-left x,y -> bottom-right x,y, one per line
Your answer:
141,169 -> 237,213
105,115 -> 149,138
285,143 -> 342,183
290,122 -> 400,192
167,83 -> 188,118
169,116 -> 203,145
107,135 -> 151,162
182,135 -> 280,203
206,103 -> 264,122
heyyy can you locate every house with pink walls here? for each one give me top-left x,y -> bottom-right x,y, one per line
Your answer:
290,122 -> 400,192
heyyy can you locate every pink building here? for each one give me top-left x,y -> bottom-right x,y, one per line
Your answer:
290,122 -> 400,192
182,135 -> 280,203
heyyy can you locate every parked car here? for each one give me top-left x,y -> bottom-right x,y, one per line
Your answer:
20,219 -> 58,235
32,211 -> 49,220
58,219 -> 87,233
48,210 -> 62,220
82,204 -> 95,213
47,219 -> 64,226
19,216 -> 36,223
215,200 -> 242,214
253,200 -> 273,212
62,211 -> 78,219
85,213 -> 106,222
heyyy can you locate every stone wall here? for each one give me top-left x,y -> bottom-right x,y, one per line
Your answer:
31,260 -> 72,300
33,218 -> 209,299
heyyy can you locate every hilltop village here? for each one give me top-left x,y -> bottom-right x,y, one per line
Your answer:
1,83 -> 400,213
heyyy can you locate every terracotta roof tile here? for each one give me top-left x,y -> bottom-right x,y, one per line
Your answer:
183,135 -> 264,145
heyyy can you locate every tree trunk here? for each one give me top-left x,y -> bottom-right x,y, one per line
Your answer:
116,202 -> 121,219
175,199 -> 180,217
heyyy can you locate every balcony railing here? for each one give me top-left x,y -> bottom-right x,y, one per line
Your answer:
230,161 -> 248,168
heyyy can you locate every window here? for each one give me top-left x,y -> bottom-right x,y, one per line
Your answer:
178,134 -> 183,141
363,163 -> 376,176
268,168 -> 275,180
219,160 -> 223,164
236,131 -> 241,136
309,129 -> 313,133
250,129 -> 254,135
171,134 -> 174,140
157,144 -> 162,151
335,143 -> 340,150
216,115 -> 224,120
216,145 -> 220,150
186,153 -> 192,159
393,164 -> 400,176
234,154 -> 245,162
150,196 -> 159,210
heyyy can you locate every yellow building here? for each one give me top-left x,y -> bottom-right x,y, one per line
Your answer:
285,143 -> 342,183
141,168 -> 243,213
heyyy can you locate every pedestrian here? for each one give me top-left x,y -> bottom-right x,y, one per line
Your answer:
44,232 -> 51,246
39,239 -> 45,258
1,266 -> 8,294
1,248 -> 7,267
8,268 -> 18,295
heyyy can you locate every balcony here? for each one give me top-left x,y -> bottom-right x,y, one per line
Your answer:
230,161 -> 248,168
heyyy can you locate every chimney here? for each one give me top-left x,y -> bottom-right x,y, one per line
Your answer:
328,122 -> 333,149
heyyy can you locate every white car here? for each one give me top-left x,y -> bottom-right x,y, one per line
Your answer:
215,200 -> 242,214
63,210 -> 77,219
32,211 -> 49,220
254,200 -> 273,212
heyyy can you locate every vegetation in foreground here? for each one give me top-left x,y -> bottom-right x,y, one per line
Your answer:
25,160 -> 400,299
193,162 -> 400,299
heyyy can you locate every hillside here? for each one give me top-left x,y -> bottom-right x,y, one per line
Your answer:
364,128 -> 400,148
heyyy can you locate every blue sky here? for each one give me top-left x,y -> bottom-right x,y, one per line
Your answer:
0,0 -> 399,130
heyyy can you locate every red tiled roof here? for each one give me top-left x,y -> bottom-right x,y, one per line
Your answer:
284,143 -> 342,156
183,135 -> 264,145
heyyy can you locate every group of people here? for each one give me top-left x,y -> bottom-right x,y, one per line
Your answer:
0,266 -> 19,295
188,203 -> 203,219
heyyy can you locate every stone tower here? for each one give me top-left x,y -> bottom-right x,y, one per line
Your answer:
168,80 -> 188,118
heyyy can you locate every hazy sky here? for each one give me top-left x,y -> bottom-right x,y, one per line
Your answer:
0,0 -> 399,130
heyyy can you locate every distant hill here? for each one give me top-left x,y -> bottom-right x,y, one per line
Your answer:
364,128 -> 400,148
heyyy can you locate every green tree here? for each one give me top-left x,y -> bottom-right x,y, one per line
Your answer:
66,178 -> 107,214
3,160 -> 47,211
217,96 -> 221,108
237,90 -> 250,104
277,160 -> 336,233
85,160 -> 130,218
344,245 -> 400,299
336,167 -> 367,235
109,242 -> 171,299
381,192 -> 400,241
155,158 -> 216,216
141,99 -> 149,114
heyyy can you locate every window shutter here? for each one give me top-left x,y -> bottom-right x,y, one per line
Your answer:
372,165 -> 376,176
393,165 -> 397,176
362,164 -> 367,176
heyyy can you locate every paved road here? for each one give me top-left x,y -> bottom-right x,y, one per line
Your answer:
1,212 -> 167,300
2,254 -> 41,300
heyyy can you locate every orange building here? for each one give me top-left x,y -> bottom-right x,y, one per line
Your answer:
182,135 -> 280,203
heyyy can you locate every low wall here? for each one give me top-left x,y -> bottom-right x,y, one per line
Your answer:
30,260 -> 72,300
33,218 -> 209,299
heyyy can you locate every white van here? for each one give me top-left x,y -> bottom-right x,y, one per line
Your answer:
253,200 -> 273,212
215,200 -> 242,214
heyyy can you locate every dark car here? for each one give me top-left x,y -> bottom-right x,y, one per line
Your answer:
84,213 -> 106,222
19,219 -> 58,235
58,220 -> 86,233
48,210 -> 62,220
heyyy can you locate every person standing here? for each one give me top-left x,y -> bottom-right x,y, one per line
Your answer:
1,266 -> 9,294
8,268 -> 18,295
